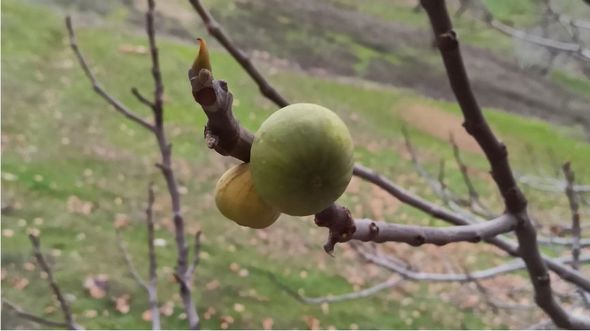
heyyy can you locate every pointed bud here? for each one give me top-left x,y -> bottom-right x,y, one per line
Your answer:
192,38 -> 212,74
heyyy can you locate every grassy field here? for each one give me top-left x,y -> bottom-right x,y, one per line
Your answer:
2,0 -> 589,329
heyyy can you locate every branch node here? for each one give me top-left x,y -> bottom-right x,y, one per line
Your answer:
437,30 -> 459,50
411,234 -> 426,247
368,222 -> 380,239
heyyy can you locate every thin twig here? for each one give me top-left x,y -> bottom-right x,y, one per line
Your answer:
131,87 -> 156,110
145,183 -> 161,330
2,299 -> 71,329
188,0 -> 289,107
116,230 -> 149,289
479,3 -> 590,62
64,17 -> 155,132
450,133 -> 493,217
356,244 -> 590,283
252,267 -> 403,304
29,234 -> 81,330
562,162 -> 589,308
187,231 -> 202,277
563,162 -> 582,271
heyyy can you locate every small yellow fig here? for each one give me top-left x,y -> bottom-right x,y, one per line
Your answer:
215,163 -> 280,229
192,38 -> 211,74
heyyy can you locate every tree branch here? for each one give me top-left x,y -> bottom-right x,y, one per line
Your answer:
562,162 -> 589,307
29,234 -> 81,330
64,17 -> 155,132
354,164 -> 590,292
145,0 -> 199,327
450,133 -> 493,217
116,230 -> 149,290
251,267 -> 403,304
472,0 -> 590,62
356,243 -> 590,283
2,299 -> 71,329
420,0 -> 590,328
144,183 -> 160,330
131,87 -> 156,111
326,215 -> 517,246
187,0 -> 289,108
187,231 -> 202,277
67,1 -> 199,327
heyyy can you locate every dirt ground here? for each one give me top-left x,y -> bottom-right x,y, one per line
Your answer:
398,104 -> 483,154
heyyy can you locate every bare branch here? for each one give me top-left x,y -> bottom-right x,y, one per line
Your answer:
356,244 -> 590,283
145,183 -> 161,330
144,0 -> 199,326
562,162 -> 589,308
29,234 -> 81,330
350,215 -> 516,246
131,87 -> 156,110
187,231 -> 202,277
354,164 -> 590,291
474,1 -> 590,62
519,175 -> 590,193
563,162 -> 583,271
450,133 -> 493,217
65,17 -> 155,132
2,299 -> 71,329
420,0 -> 590,327
401,125 -> 468,208
188,0 -> 289,108
67,1 -> 199,326
253,267 -> 403,304
116,230 -> 149,289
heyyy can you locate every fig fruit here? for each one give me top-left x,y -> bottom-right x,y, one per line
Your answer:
215,163 -> 280,229
251,103 -> 353,216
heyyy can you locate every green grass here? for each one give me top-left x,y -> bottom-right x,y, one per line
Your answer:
551,70 -> 590,98
1,0 -> 588,329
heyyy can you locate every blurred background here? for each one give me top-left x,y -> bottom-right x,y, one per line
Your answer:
2,0 -> 589,329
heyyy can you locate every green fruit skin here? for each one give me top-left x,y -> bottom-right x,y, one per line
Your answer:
215,163 -> 280,229
251,103 -> 354,216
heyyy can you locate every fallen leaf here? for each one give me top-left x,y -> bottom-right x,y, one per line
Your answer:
84,274 -> 109,299
113,214 -> 129,229
262,317 -> 273,330
142,309 -> 152,321
233,303 -> 245,313
203,307 -> 216,320
229,263 -> 240,272
206,280 -> 220,291
118,44 -> 147,55
160,301 -> 175,316
67,196 -> 93,215
114,294 -> 131,314
84,310 -> 98,318
304,316 -> 320,330
13,277 -> 29,290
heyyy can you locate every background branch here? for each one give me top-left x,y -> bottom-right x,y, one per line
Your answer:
67,0 -> 199,327
2,299 -> 71,329
29,234 -> 81,330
